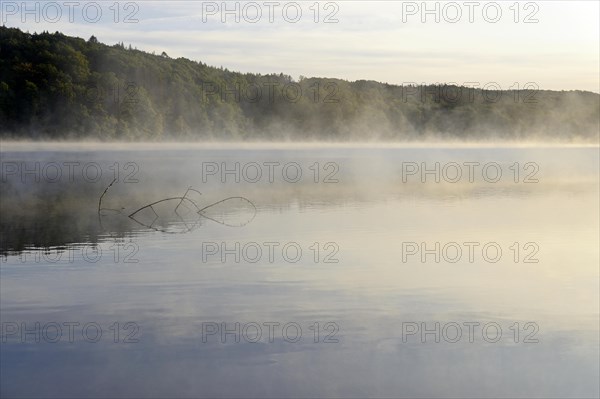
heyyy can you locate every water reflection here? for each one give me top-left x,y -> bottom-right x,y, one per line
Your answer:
1,144 -> 598,398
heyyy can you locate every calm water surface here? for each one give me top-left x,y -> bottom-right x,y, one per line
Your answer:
1,143 -> 598,398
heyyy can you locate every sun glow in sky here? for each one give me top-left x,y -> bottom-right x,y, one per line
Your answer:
2,1 -> 599,91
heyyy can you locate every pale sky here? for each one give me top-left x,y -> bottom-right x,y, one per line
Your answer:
2,1 -> 599,92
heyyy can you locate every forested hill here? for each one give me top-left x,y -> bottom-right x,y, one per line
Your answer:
1,26 -> 598,141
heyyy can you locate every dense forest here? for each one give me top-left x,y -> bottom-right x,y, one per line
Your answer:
1,26 -> 598,141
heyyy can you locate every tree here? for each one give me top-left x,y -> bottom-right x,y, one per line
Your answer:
0,26 -> 598,141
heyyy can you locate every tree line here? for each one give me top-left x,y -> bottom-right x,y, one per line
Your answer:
1,26 -> 598,141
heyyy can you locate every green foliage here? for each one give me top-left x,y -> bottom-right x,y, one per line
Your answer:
1,26 -> 598,141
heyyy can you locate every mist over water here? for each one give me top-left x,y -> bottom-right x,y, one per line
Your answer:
1,0 -> 599,396
1,142 -> 598,398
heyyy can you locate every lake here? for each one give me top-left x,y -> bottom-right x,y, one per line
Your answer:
1,143 -> 598,398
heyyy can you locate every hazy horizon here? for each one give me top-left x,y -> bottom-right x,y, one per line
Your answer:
2,1 -> 599,92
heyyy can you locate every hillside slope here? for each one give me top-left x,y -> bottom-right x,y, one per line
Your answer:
1,26 -> 598,141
